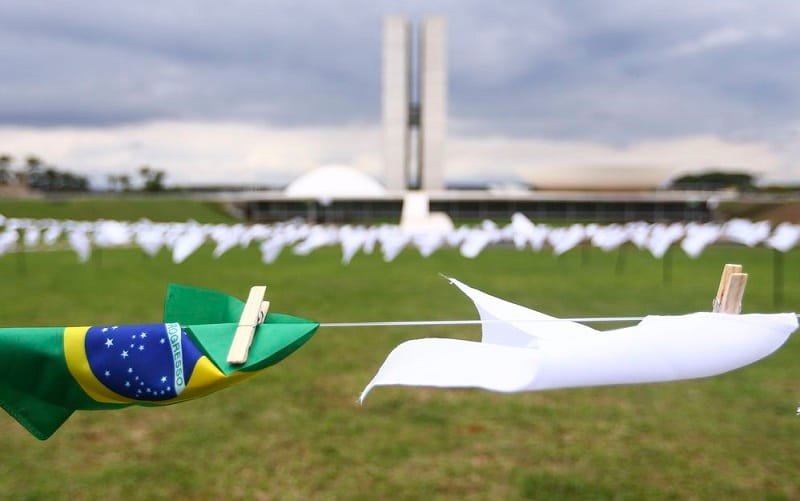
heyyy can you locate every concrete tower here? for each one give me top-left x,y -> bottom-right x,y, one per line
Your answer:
382,16 -> 447,191
382,16 -> 411,191
419,16 -> 446,190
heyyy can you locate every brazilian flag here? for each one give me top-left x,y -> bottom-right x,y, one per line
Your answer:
0,284 -> 318,440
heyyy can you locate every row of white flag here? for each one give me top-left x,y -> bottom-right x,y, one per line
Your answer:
0,213 -> 798,265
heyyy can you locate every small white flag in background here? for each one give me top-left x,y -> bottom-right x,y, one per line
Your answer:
2,215 -> 800,264
767,223 -> 800,253
67,230 -> 91,263
359,279 -> 798,402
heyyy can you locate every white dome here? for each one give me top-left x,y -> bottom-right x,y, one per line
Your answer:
284,166 -> 386,198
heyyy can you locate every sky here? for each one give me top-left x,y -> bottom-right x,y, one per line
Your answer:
0,1 -> 799,187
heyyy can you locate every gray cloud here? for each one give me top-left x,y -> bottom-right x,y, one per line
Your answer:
0,0 -> 799,146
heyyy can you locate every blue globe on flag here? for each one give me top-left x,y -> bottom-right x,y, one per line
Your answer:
84,323 -> 202,401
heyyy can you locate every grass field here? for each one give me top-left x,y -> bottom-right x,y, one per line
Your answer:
0,196 -> 235,223
0,202 -> 799,498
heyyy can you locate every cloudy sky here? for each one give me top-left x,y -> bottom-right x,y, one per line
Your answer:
1,1 -> 799,186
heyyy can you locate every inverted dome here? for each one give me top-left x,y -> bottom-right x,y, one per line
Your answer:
284,166 -> 386,198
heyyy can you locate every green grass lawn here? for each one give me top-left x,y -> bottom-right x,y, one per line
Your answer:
0,241 -> 798,499
0,196 -> 235,223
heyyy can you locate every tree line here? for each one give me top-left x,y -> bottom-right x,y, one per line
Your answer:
0,154 -> 166,192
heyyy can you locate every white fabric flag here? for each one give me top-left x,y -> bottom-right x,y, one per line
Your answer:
459,229 -> 492,259
379,227 -> 410,262
171,228 -> 206,264
67,230 -> 91,263
627,222 -> 651,249
340,226 -> 368,264
210,224 -> 244,258
645,223 -> 684,258
510,213 -> 536,250
93,220 -> 132,247
134,224 -> 166,257
239,223 -> 270,248
23,226 -> 41,248
445,225 -> 470,247
767,223 -> 800,253
681,222 -> 721,258
362,227 -> 378,255
0,229 -> 19,256
547,224 -> 585,255
722,219 -> 772,247
260,235 -> 287,264
360,279 -> 798,402
412,232 -> 445,258
294,226 -> 337,256
591,224 -> 628,252
42,223 -> 62,246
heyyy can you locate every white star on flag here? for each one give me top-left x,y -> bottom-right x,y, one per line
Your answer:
101,327 -> 108,333
140,332 -> 147,338
160,376 -> 167,383
105,338 -> 113,348
121,350 -> 128,359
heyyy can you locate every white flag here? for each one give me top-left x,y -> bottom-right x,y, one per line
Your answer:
360,278 -> 797,402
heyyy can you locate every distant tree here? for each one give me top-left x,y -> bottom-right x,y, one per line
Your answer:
61,172 -> 89,192
0,154 -> 89,191
24,160 -> 89,192
107,173 -> 133,192
138,165 -> 166,192
119,174 -> 131,192
669,171 -> 756,191
24,155 -> 44,188
0,154 -> 12,185
25,155 -> 42,174
43,168 -> 58,190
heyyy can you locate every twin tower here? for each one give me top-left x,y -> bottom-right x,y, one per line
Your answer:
382,16 -> 447,191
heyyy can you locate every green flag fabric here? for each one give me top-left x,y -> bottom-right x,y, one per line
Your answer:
0,284 -> 318,440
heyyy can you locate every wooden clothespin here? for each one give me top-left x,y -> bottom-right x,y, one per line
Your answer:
227,286 -> 270,364
712,264 -> 748,314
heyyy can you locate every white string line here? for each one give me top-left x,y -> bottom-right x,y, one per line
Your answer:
319,314 -> 800,328
320,316 -> 651,328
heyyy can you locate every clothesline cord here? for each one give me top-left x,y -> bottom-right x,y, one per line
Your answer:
321,316 -> 651,328
320,314 -> 800,328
